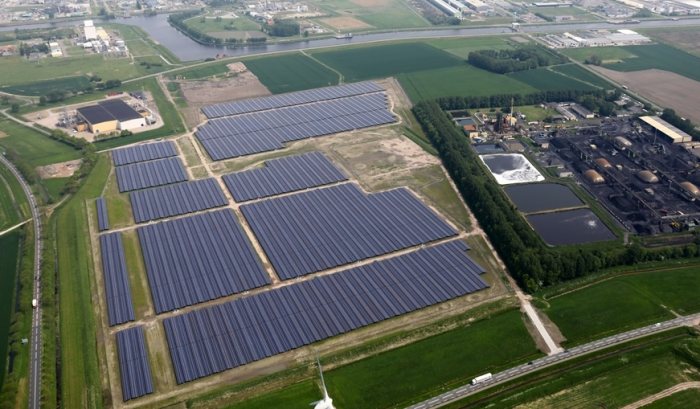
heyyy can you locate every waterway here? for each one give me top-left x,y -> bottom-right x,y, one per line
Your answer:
527,208 -> 615,246
505,183 -> 583,213
3,15 -> 700,61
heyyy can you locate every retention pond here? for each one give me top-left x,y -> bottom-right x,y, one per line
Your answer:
505,183 -> 583,213
527,208 -> 615,246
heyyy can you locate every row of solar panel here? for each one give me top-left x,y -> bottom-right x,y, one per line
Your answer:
240,183 -> 457,280
222,152 -> 347,202
201,81 -> 383,119
111,141 -> 178,166
164,240 -> 488,384
99,233 -> 135,326
137,209 -> 270,314
115,157 -> 188,192
199,110 -> 395,160
96,197 -> 110,231
116,326 -> 154,401
130,178 -> 227,223
197,93 -> 388,140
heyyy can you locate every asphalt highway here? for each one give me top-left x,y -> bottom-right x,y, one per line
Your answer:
0,154 -> 42,409
406,313 -> 700,409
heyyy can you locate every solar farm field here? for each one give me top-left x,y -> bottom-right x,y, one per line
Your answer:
311,43 -> 464,82
245,54 -> 340,94
506,68 -> 598,92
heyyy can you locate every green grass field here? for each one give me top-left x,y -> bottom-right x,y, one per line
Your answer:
0,119 -> 82,167
507,68 -> 597,92
0,230 -> 21,389
41,177 -> 69,203
562,46 -> 637,63
398,65 -> 537,103
55,155 -> 111,409
444,329 -> 700,408
184,15 -> 262,39
643,388 -> 700,408
551,63 -> 614,89
227,309 -> 539,409
0,170 -> 21,231
516,104 -> 558,121
312,43 -> 463,82
2,76 -> 91,96
542,265 -> 700,345
245,54 -> 339,93
309,0 -> 429,30
424,36 -> 515,59
170,62 -> 230,80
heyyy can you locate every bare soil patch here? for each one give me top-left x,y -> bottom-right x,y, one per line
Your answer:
0,130 -> 6,138
320,16 -> 372,30
179,72 -> 270,105
36,159 -> 82,178
592,67 -> 700,124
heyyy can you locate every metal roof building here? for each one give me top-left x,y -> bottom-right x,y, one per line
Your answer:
77,99 -> 146,134
640,116 -> 693,144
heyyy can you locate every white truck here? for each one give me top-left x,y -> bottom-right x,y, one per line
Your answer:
32,299 -> 38,308
471,373 -> 493,385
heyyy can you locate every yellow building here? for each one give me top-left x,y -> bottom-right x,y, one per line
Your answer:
76,105 -> 118,134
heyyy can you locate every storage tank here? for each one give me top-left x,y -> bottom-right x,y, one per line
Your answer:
584,169 -> 605,184
614,136 -> 633,150
636,170 -> 659,184
680,181 -> 700,198
594,158 -> 612,169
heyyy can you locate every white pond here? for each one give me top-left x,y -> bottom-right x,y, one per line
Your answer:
479,153 -> 545,185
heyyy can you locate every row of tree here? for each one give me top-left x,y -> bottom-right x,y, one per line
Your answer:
436,89 -> 606,111
413,99 -> 700,291
467,46 -> 567,74
263,20 -> 300,37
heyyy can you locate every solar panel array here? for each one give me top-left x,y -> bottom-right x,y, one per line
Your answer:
111,141 -> 178,166
202,81 -> 383,118
196,93 -> 395,160
223,152 -> 347,202
96,197 -> 110,231
130,178 -> 228,223
116,326 -> 154,401
99,233 -> 135,326
115,157 -> 188,193
241,183 -> 457,279
137,209 -> 270,314
164,240 -> 488,384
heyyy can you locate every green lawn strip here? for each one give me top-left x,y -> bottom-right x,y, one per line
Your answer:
0,118 -> 82,167
0,172 -> 20,231
0,163 -> 29,222
506,68 -> 597,92
398,65 -> 537,103
0,231 -> 21,388
550,63 -> 615,89
40,178 -> 69,203
94,78 -> 185,150
55,155 -> 110,409
441,328 -> 699,409
312,43 -> 463,82
102,173 -> 132,228
245,53 -> 339,94
642,388 -> 700,409
120,230 -> 151,319
561,46 -> 637,63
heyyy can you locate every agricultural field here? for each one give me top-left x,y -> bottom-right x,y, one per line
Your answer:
0,118 -> 82,167
507,68 -> 597,92
643,388 -> 700,409
563,44 -> 700,82
308,0 -> 430,31
245,54 -> 340,93
540,265 -> 700,345
0,231 -> 21,388
561,46 -> 637,63
312,43 -> 463,82
398,65 -> 537,103
444,329 -> 700,409
226,309 -> 539,409
644,27 -> 700,57
551,63 -> 614,89
527,5 -> 600,19
424,36 -> 516,59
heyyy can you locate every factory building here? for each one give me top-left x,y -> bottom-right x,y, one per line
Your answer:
84,20 -> 97,41
639,116 -> 693,144
77,99 -> 147,134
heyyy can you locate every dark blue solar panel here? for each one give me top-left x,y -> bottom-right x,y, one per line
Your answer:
111,141 -> 178,166
223,152 -> 347,202
163,240 -> 488,384
130,178 -> 228,223
96,197 -> 110,231
137,209 -> 270,314
241,183 -> 457,279
202,81 -> 383,118
116,326 -> 154,401
115,157 -> 188,193
199,110 -> 395,160
99,233 -> 135,326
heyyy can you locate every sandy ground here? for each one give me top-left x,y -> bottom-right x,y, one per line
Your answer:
0,130 -> 6,138
320,16 -> 372,30
591,67 -> 700,124
36,159 -> 82,178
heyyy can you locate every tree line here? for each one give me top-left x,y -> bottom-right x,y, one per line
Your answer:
467,46 -> 568,74
413,99 -> 700,291
436,89 -> 606,111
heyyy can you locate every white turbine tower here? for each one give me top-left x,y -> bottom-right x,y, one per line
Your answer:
311,358 -> 335,409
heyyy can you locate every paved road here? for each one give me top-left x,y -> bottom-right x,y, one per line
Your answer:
406,313 -> 700,409
0,155 -> 43,409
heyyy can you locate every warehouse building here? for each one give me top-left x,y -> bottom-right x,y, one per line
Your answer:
639,116 -> 693,144
77,99 -> 147,134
